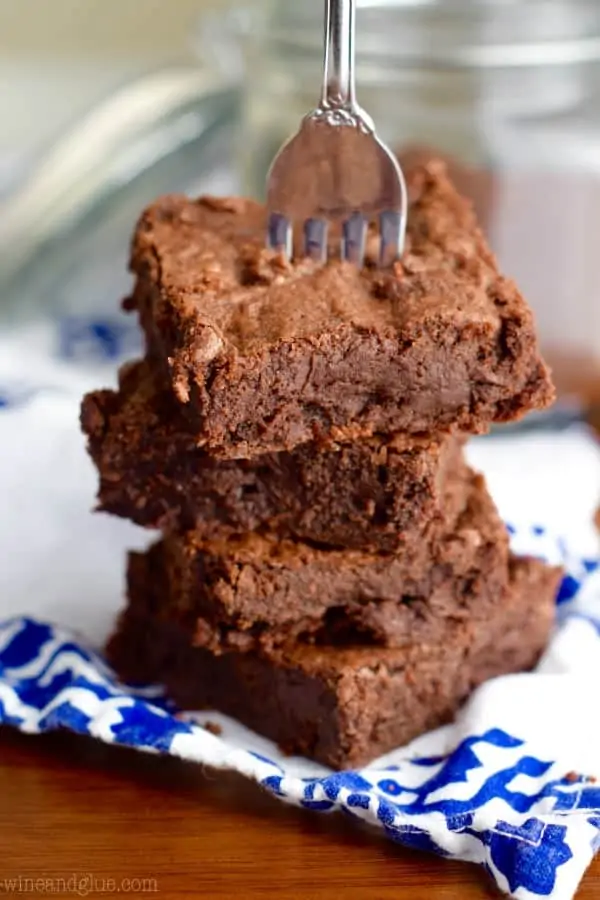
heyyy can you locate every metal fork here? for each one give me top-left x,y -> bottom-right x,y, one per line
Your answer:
266,0 -> 407,267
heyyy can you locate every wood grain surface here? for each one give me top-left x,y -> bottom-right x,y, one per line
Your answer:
0,727 -> 597,899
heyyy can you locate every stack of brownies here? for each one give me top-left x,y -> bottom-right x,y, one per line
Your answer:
81,160 -> 561,768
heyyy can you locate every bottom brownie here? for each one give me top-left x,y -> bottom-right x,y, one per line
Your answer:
107,556 -> 560,768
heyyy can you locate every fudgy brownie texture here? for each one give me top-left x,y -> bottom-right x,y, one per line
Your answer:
125,470 -> 509,654
107,555 -> 560,768
81,359 -> 465,551
126,159 -> 554,459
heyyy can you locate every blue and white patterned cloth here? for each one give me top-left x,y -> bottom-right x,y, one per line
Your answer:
1,315 -> 600,900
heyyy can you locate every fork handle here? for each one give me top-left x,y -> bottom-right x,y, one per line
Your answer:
321,0 -> 357,110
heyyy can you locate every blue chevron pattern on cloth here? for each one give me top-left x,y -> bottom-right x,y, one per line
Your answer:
0,527 -> 599,900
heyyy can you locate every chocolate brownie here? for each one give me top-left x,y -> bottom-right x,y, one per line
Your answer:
107,555 -> 560,768
125,470 -> 510,653
81,359 -> 465,551
126,159 -> 554,459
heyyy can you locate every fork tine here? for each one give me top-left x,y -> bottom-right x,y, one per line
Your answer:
267,212 -> 293,259
379,210 -> 406,267
342,212 -> 367,266
304,217 -> 328,262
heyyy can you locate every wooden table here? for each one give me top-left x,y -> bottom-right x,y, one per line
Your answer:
0,727 -> 597,899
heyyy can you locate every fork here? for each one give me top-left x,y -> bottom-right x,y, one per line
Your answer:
265,0 -> 407,267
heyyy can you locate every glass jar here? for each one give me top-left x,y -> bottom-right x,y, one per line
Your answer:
237,0 -> 600,405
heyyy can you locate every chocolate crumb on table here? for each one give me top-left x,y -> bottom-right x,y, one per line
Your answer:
125,161 -> 554,460
202,721 -> 222,737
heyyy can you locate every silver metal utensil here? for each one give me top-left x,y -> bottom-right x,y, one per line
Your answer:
266,0 -> 407,266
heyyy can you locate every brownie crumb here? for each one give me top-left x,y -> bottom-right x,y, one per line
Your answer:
564,771 -> 597,784
202,720 -> 222,737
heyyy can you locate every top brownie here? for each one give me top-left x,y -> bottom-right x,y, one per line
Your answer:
127,160 -> 554,459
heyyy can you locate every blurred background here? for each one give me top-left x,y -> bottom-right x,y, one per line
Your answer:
0,0 -> 213,188
1,0 -> 600,419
